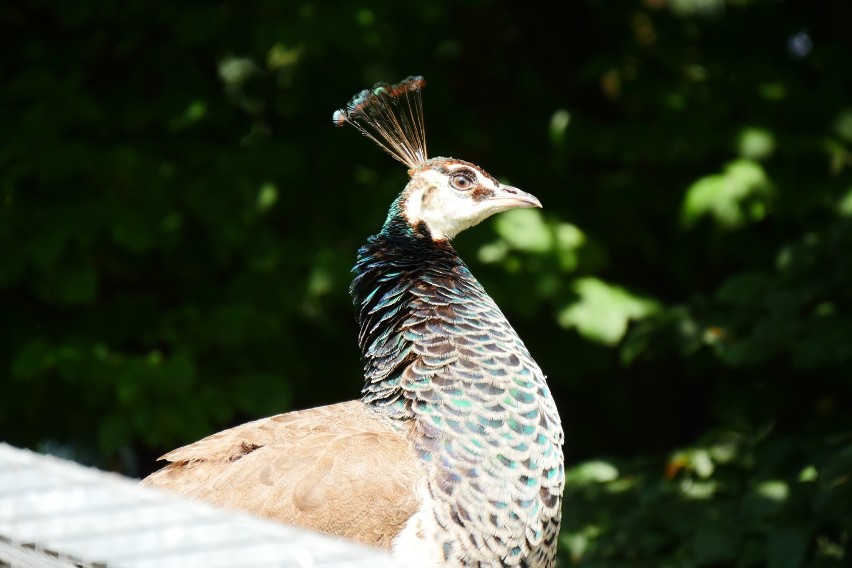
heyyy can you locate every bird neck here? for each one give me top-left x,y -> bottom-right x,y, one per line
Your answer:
351,213 -> 565,558
350,212 -> 461,418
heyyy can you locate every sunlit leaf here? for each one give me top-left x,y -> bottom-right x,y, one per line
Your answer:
670,0 -> 726,17
834,108 -> 852,143
477,240 -> 509,264
554,222 -> 585,271
738,127 -> 776,160
692,449 -> 714,478
307,263 -> 334,297
549,109 -> 571,147
169,100 -> 207,130
838,187 -> 852,216
681,479 -> 717,499
558,277 -> 660,345
266,43 -> 301,70
218,56 -> 258,87
565,460 -> 619,485
682,159 -> 773,229
493,208 -> 552,252
257,182 -> 278,212
560,525 -> 602,563
798,465 -> 817,482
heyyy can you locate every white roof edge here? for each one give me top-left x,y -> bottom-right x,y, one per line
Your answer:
0,442 -> 397,568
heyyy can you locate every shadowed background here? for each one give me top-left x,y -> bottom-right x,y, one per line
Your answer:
2,0 -> 850,565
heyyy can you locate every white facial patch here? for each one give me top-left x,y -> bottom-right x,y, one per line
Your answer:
402,166 -> 510,240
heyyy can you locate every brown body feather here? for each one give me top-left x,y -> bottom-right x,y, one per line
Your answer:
142,400 -> 422,548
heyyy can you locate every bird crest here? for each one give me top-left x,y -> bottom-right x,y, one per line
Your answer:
333,76 -> 428,169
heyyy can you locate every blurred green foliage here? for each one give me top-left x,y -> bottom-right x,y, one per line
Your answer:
2,0 -> 850,565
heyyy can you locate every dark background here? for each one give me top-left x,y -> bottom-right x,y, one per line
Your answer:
2,0 -> 851,565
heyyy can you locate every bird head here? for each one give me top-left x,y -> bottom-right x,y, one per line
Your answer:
334,76 -> 541,241
398,157 -> 541,241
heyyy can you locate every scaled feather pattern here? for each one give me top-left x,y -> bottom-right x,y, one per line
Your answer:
351,215 -> 564,566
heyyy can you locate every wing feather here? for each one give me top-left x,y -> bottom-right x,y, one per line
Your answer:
142,400 -> 422,548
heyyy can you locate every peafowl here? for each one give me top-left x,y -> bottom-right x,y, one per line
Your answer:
143,76 -> 565,567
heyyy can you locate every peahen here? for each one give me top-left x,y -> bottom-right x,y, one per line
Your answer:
143,76 -> 565,567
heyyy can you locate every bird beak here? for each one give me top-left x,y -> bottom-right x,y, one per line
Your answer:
490,184 -> 543,209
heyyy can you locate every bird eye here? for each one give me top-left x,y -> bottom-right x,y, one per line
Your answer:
450,173 -> 474,191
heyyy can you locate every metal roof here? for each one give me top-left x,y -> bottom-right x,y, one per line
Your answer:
0,443 -> 396,567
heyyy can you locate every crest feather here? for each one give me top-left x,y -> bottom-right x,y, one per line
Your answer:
333,76 -> 428,168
